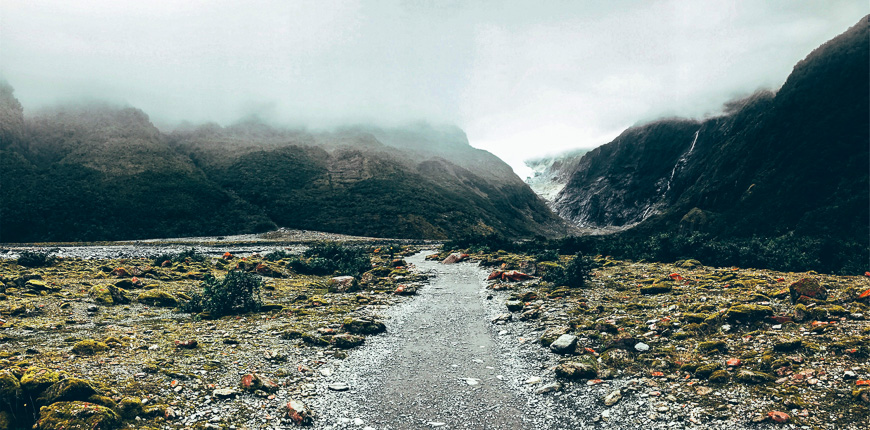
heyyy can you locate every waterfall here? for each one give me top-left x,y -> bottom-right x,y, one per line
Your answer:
663,129 -> 701,194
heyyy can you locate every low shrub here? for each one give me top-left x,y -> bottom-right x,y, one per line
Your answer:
182,271 -> 263,317
543,252 -> 596,288
152,247 -> 207,265
285,242 -> 370,277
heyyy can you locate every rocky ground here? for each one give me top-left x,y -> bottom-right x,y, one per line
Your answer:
0,242 -> 428,429
0,237 -> 868,429
447,249 -> 870,429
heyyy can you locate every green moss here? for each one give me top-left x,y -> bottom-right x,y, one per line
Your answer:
695,363 -> 722,379
88,286 -> 113,305
36,401 -> 120,430
71,339 -> 108,355
119,397 -> 143,419
20,368 -> 61,397
708,369 -> 730,383
137,290 -> 178,307
724,304 -> 773,323
697,340 -> 727,353
0,370 -> 21,405
37,378 -> 98,406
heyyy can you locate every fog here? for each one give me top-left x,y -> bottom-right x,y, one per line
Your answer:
1,0 -> 864,177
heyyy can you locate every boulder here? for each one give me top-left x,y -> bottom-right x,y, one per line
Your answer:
240,373 -> 279,393
549,334 -> 578,354
441,253 -> 469,264
20,368 -> 61,398
71,339 -> 108,355
137,290 -> 177,307
37,378 -> 98,406
36,401 -> 120,430
327,276 -> 358,293
286,399 -> 313,425
539,326 -> 570,347
789,278 -> 826,304
640,282 -> 672,295
343,318 -> 386,335
724,304 -> 773,323
332,334 -> 364,349
555,359 -> 597,380
735,370 -> 774,384
118,397 -> 143,418
0,370 -> 21,405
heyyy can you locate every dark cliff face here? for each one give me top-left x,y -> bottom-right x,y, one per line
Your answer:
0,96 -> 565,242
551,16 -> 869,243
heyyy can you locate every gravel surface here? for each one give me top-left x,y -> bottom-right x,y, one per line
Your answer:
313,253 -> 609,430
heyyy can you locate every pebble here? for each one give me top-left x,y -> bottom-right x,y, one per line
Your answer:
634,342 -> 650,352
328,383 -> 349,392
604,389 -> 622,406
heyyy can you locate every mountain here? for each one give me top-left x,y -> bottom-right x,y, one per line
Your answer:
0,92 -> 565,242
549,16 -> 868,261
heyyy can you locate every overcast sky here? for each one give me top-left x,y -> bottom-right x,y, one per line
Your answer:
1,0 -> 865,177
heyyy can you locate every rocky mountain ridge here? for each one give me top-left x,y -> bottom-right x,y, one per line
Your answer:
544,16 -> 868,247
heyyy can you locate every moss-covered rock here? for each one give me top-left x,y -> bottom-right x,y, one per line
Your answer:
735,370 -> 774,384
640,282 -> 672,295
724,304 -> 773,323
37,378 -> 98,406
136,290 -> 177,307
332,334 -> 364,349
36,401 -> 120,430
708,369 -> 730,383
601,348 -> 633,368
71,339 -> 108,355
117,397 -> 142,419
697,340 -> 727,353
118,397 -> 143,419
695,363 -> 722,379
555,358 -> 598,380
88,286 -> 113,305
0,370 -> 21,406
539,326 -> 570,347
773,338 -> 802,352
20,368 -> 61,398
682,313 -> 709,324
342,318 -> 386,335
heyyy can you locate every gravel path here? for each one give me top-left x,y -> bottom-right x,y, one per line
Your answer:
313,252 -> 608,430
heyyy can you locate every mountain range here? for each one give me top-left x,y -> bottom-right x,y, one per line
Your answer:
0,92 -> 565,242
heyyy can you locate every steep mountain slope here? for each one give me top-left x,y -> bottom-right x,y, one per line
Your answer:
551,16 -> 868,246
0,90 -> 565,242
0,101 -> 275,242
169,122 -> 566,239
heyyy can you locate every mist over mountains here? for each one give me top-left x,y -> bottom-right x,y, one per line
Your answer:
0,90 -> 565,242
531,16 -> 868,273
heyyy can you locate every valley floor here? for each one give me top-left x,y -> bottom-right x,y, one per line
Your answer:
0,238 -> 867,429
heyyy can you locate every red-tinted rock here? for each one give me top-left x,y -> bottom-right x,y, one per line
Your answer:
223,252 -> 234,260
111,267 -> 130,278
487,270 -> 504,280
726,358 -> 742,367
503,271 -> 532,282
286,399 -> 313,425
767,410 -> 790,423
858,288 -> 870,302
240,373 -> 278,393
788,278 -> 826,304
442,253 -> 469,264
174,340 -> 197,349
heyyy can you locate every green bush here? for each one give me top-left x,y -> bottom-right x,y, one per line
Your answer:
544,252 -> 596,288
263,249 -> 293,261
284,242 -> 370,277
152,247 -> 207,265
17,249 -> 57,267
182,271 -> 262,317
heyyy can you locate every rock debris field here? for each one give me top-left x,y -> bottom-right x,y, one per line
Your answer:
0,239 -> 868,429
